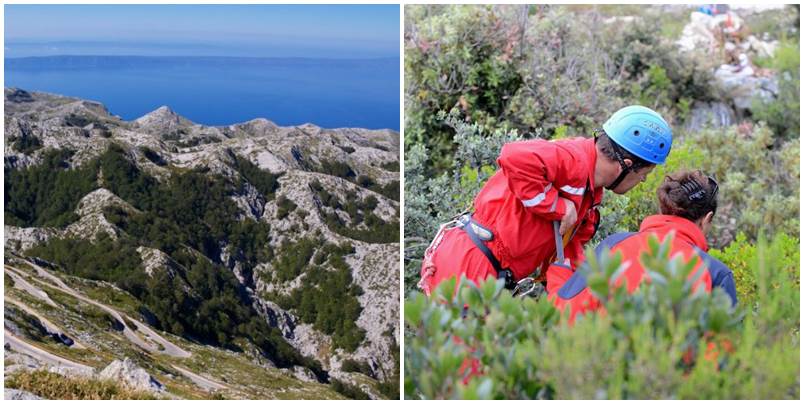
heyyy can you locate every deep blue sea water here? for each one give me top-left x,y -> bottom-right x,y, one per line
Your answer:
5,56 -> 400,130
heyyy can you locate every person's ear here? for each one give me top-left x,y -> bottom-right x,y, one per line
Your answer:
704,211 -> 714,225
623,158 -> 633,169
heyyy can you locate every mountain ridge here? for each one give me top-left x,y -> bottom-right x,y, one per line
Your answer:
4,87 -> 400,399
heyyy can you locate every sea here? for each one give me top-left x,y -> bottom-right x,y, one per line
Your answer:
4,56 -> 400,131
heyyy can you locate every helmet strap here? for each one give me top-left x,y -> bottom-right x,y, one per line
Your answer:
606,166 -> 631,190
605,140 -> 634,191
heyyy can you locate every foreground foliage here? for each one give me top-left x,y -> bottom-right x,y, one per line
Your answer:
5,370 -> 157,400
405,235 -> 799,399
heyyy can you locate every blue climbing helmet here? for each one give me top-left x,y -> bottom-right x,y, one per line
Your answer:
602,105 -> 672,165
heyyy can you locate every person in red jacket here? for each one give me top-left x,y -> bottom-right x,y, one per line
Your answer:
547,170 -> 738,322
418,105 -> 674,296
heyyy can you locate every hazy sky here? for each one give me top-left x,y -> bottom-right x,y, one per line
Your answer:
5,5 -> 400,58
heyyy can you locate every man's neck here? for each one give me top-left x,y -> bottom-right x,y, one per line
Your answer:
593,147 -> 616,190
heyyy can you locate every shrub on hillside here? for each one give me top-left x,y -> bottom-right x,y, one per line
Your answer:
5,370 -> 157,400
405,235 -> 799,399
405,5 -> 718,173
709,232 -> 800,309
10,134 -> 43,154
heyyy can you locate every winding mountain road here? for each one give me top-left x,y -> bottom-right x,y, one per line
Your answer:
4,261 -> 234,393
171,365 -> 228,391
4,329 -> 94,374
5,296 -> 86,349
5,267 -> 58,307
5,263 -> 190,358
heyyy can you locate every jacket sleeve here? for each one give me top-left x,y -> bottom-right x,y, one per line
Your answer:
497,140 -> 578,222
714,269 -> 738,306
698,250 -> 739,307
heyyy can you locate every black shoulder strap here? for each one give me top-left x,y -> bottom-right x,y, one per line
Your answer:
460,216 -> 514,288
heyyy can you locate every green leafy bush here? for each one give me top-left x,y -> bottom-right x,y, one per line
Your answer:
405,235 -> 799,399
405,5 -> 523,172
317,158 -> 356,179
331,379 -> 370,400
27,234 -> 146,297
709,232 -> 800,309
273,237 -> 316,282
381,161 -> 400,172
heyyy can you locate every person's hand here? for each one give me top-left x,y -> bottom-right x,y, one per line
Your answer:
559,197 -> 577,235
417,256 -> 437,295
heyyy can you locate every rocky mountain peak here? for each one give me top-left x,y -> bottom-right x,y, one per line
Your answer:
134,105 -> 193,133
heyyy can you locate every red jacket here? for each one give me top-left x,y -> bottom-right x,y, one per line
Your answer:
421,137 -> 602,292
547,215 -> 721,322
474,137 -> 602,279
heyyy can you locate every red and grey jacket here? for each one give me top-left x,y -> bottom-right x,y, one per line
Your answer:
471,137 -> 602,281
547,215 -> 738,321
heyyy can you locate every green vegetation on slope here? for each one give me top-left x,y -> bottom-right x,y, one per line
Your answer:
272,241 -> 366,352
23,144 -> 324,377
5,148 -> 99,228
310,180 -> 399,244
232,154 -> 282,201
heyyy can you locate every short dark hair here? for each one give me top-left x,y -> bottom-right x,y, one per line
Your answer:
657,170 -> 718,222
596,129 -> 652,170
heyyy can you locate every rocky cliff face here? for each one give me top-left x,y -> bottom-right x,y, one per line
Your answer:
4,88 -> 400,399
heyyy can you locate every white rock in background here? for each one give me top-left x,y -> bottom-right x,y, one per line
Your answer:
676,12 -> 718,52
99,358 -> 164,393
686,102 -> 736,132
291,366 -> 318,383
745,35 -> 779,59
4,226 -> 59,252
5,388 -> 43,400
714,66 -> 779,110
76,188 -> 139,216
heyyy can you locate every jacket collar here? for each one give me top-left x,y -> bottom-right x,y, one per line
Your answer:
639,214 -> 709,251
